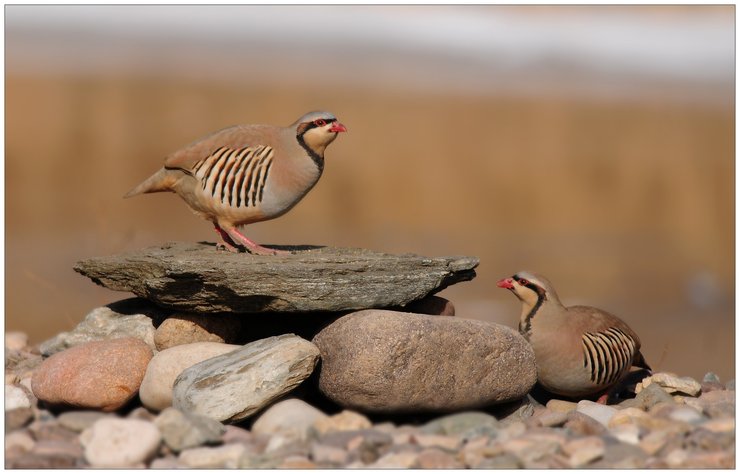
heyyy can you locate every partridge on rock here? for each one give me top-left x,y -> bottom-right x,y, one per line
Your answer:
497,271 -> 651,400
124,111 -> 347,255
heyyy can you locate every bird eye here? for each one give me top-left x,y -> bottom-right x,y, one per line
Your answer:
518,278 -> 529,286
313,119 -> 326,127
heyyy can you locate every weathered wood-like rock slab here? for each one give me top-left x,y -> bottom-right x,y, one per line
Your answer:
172,334 -> 320,423
74,242 -> 479,313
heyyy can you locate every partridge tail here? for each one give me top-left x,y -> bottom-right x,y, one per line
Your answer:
123,168 -> 176,198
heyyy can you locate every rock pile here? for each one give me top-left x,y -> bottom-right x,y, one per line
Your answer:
5,242 -> 735,468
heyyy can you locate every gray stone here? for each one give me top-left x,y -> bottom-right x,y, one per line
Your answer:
668,406 -> 706,424
313,310 -> 536,412
73,242 -> 478,313
5,408 -> 33,433
39,298 -> 165,356
622,381 -> 676,410
421,412 -> 500,437
139,342 -> 241,411
476,453 -> 523,469
6,452 -> 80,469
27,421 -> 79,442
32,439 -> 84,459
703,372 -> 721,384
172,335 -> 320,423
592,440 -> 648,469
5,350 -> 43,379
696,390 -> 735,419
310,443 -> 349,465
178,443 -> 248,468
80,418 -> 162,468
57,411 -> 110,433
154,407 -> 225,452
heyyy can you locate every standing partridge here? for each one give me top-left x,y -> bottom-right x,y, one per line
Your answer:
124,111 -> 347,255
497,271 -> 651,400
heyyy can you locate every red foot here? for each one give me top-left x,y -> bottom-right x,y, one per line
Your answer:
216,225 -> 291,256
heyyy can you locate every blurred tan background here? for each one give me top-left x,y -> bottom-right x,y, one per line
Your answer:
5,5 -> 735,381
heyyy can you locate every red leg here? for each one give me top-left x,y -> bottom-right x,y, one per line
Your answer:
222,225 -> 290,256
213,225 -> 240,253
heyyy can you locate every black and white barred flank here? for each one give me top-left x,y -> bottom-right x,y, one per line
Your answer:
581,326 -> 638,386
191,145 -> 274,208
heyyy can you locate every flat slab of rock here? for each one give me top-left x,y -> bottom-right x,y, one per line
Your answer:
313,310 -> 537,413
73,242 -> 478,313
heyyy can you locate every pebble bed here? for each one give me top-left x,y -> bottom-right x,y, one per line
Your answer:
5,330 -> 735,469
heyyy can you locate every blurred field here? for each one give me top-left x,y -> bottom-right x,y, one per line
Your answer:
5,5 -> 735,382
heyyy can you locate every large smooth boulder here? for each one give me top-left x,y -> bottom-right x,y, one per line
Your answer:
313,310 -> 536,413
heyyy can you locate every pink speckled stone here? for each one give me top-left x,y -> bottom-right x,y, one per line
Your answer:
32,337 -> 152,411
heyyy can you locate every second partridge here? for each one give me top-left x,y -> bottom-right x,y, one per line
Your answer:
497,271 -> 651,400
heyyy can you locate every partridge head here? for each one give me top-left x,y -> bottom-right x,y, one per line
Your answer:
497,271 -> 651,400
124,111 -> 347,255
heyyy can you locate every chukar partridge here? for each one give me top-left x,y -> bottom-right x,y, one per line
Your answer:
124,111 -> 347,255
497,271 -> 651,400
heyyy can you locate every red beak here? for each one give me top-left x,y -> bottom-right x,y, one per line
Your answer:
329,122 -> 347,133
497,278 -> 515,289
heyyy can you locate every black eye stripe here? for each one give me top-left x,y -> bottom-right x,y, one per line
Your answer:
513,275 -> 546,298
299,118 -> 337,136
311,118 -> 336,127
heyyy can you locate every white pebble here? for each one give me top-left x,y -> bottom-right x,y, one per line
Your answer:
609,424 -> 641,445
5,385 -> 31,411
81,418 -> 162,468
576,400 -> 618,427
668,406 -> 705,424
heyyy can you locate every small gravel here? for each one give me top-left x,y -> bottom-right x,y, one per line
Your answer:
4,331 -> 735,469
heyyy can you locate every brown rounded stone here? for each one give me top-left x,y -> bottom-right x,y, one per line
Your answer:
154,313 -> 243,350
31,337 -> 152,412
312,310 -> 536,413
